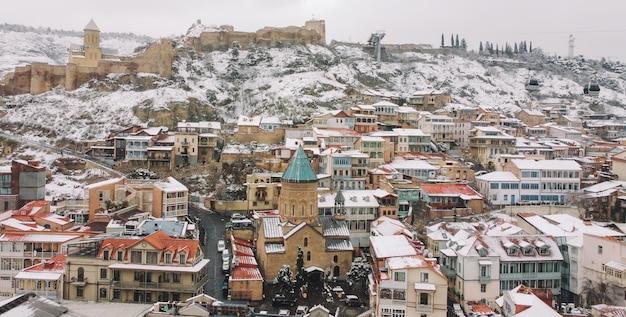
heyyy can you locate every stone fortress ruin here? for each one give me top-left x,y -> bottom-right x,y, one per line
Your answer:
0,19 -> 326,96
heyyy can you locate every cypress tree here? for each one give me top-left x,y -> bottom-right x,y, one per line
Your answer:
479,41 -> 483,53
455,34 -> 459,47
450,34 -> 454,47
441,33 -> 444,47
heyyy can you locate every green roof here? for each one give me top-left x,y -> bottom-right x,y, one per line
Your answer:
281,147 -> 317,183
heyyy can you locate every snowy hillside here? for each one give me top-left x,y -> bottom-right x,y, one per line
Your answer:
1,23 -> 626,145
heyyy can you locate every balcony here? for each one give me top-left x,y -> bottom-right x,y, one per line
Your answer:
16,289 -> 58,299
110,274 -> 209,293
479,275 -> 491,283
417,304 -> 433,313
440,265 -> 456,278
70,277 -> 87,286
500,271 -> 559,280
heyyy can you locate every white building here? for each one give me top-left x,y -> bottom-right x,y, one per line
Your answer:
475,171 -> 521,205
506,159 -> 581,204
318,190 -> 380,247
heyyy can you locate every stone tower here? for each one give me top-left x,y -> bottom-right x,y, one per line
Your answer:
279,147 -> 319,224
305,19 -> 326,45
83,19 -> 101,67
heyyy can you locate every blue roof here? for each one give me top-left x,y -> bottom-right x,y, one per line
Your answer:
281,147 -> 317,183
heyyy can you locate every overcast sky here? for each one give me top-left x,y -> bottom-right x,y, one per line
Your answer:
2,0 -> 626,61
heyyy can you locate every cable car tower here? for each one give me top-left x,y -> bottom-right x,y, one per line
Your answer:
368,30 -> 386,63
525,68 -> 540,92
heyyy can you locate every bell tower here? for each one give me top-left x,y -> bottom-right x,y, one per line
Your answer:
279,147 -> 319,224
83,19 -> 102,67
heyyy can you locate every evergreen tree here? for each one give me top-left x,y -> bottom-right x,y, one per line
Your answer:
455,34 -> 459,47
347,257 -> 372,299
274,265 -> 295,296
295,246 -> 306,292
496,44 -> 499,55
490,43 -> 494,53
514,42 -> 518,54
451,34 -> 454,47
479,41 -> 484,53
460,38 -> 467,50
441,33 -> 444,47
529,41 -> 533,52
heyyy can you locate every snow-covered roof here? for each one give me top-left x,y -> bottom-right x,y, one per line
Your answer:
370,235 -> 417,258
154,177 -> 187,193
512,159 -> 581,171
109,259 -> 209,273
476,171 -> 520,182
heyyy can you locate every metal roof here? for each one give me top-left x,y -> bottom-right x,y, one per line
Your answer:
281,147 -> 317,183
325,238 -> 353,251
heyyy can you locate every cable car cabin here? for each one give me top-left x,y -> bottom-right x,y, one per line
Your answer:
525,78 -> 540,91
583,82 -> 600,97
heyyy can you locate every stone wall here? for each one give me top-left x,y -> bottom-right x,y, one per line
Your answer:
0,39 -> 174,96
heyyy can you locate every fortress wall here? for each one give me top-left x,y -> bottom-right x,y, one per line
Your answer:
29,63 -> 67,95
133,39 -> 175,78
65,63 -> 77,91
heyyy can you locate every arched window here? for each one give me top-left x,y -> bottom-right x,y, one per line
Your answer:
307,251 -> 311,261
78,267 -> 85,281
333,255 -> 338,263
304,238 -> 308,247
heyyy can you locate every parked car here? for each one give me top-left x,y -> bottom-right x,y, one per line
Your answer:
474,170 -> 488,176
272,294 -> 296,307
222,248 -> 229,262
217,240 -> 225,253
278,309 -> 290,316
344,294 -> 363,307
222,258 -> 230,273
295,305 -> 309,316
231,212 -> 247,220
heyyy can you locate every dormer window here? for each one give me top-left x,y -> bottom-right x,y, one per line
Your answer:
117,250 -> 123,261
478,248 -> 487,257
522,247 -> 534,256
165,252 -> 172,264
179,253 -> 186,264
539,246 -> 550,256
507,247 -> 518,256
103,249 -> 109,260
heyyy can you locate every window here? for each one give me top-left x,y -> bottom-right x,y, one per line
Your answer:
113,289 -> 121,299
420,272 -> 429,283
134,271 -> 144,282
173,273 -> 181,283
100,268 -> 107,279
179,253 -> 186,264
481,284 -> 486,292
490,183 -> 499,189
394,272 -> 406,282
131,251 -> 142,264
165,253 -> 172,264
103,250 -> 109,260
598,246 -> 603,254
304,238 -> 308,247
162,273 -> 170,283
419,292 -> 429,305
306,251 -> 311,261
146,252 -> 158,264
333,255 -> 338,263
113,270 -> 120,281
480,265 -> 489,277
77,267 -> 85,281
99,288 -> 107,299
77,287 -> 84,297
117,250 -> 124,261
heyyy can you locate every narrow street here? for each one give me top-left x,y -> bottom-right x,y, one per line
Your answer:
190,204 -> 228,300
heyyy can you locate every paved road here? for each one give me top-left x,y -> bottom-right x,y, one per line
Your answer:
190,204 -> 228,300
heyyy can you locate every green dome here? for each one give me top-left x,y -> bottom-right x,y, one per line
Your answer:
281,147 -> 317,183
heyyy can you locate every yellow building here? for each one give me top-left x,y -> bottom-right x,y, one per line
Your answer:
370,235 -> 448,317
84,176 -> 188,221
256,147 -> 354,281
65,231 -> 209,303
69,19 -> 120,68
469,126 -> 516,169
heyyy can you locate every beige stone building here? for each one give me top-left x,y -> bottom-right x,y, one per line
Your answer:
65,231 -> 209,303
256,147 -> 354,281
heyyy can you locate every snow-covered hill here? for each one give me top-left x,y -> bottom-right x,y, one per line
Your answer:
1,22 -> 626,145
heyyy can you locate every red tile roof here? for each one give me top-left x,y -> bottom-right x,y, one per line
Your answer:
420,183 -> 482,199
231,266 -> 263,281
97,230 -> 201,264
232,243 -> 254,257
24,254 -> 67,272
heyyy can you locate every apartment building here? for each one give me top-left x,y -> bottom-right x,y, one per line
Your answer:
504,159 -> 581,204
318,190 -> 380,247
469,126 -> 516,168
475,171 -> 521,205
65,231 -> 209,303
318,149 -> 369,190
417,113 -> 455,151
440,235 -> 563,307
370,235 -> 447,317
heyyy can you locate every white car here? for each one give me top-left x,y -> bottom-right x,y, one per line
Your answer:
217,240 -> 225,253
222,258 -> 230,273
231,212 -> 246,220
